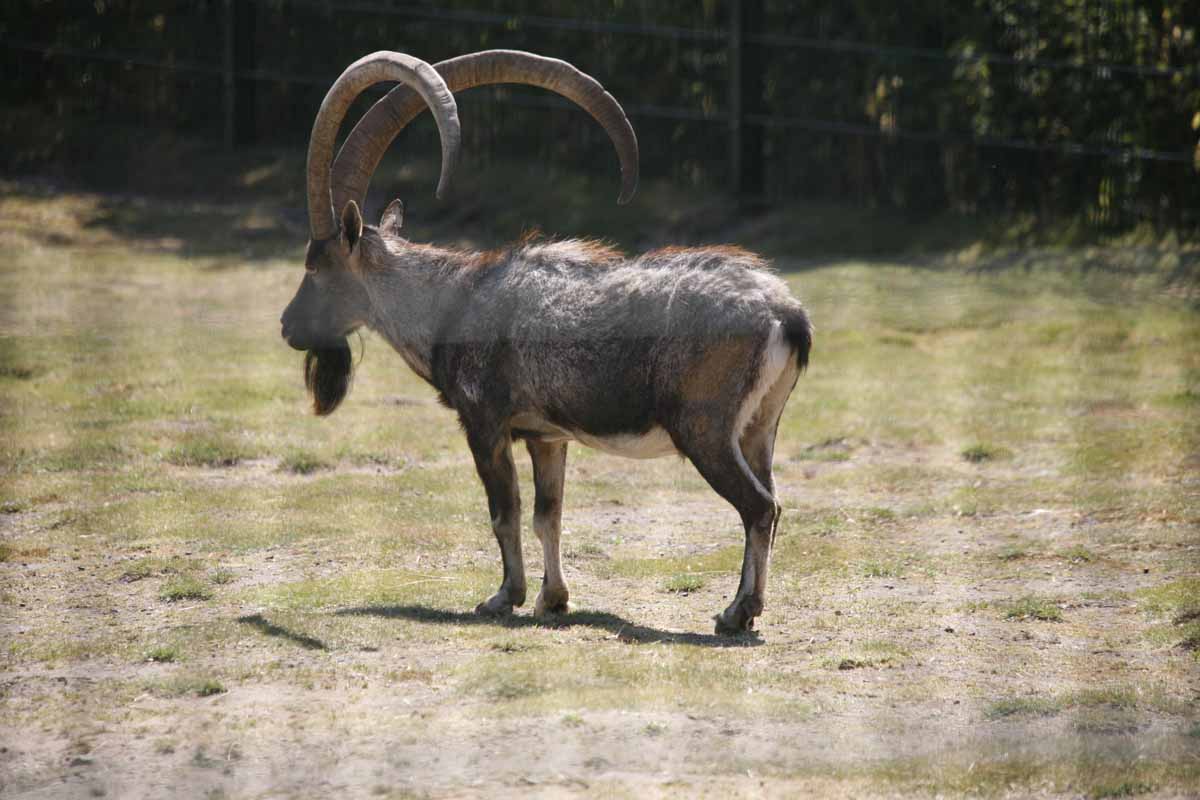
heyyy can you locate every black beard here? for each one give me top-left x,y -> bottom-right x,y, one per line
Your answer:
304,339 -> 353,416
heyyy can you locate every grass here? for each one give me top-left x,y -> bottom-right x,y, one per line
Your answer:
1003,596 -> 1064,622
1089,781 -> 1155,798
159,575 -> 213,602
1060,544 -> 1095,563
821,640 -> 910,671
165,432 -> 251,468
1136,579 -> 1200,651
456,641 -> 813,716
278,449 -> 334,475
861,560 -> 902,578
209,568 -> 235,585
663,573 -> 706,593
2,184 -> 1199,797
985,696 -> 1060,719
960,443 -> 1009,463
996,545 -> 1028,561
642,722 -> 667,737
983,684 -> 1182,724
1137,579 -> 1200,617
154,674 -> 226,698
145,646 -> 180,663
121,556 -> 203,582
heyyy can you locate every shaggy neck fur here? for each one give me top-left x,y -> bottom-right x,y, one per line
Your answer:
357,230 -> 473,381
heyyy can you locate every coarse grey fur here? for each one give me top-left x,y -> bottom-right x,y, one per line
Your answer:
283,210 -> 812,633
281,50 -> 812,634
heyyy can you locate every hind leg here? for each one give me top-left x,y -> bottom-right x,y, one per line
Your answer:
680,359 -> 799,633
739,423 -> 782,555
738,365 -> 799,549
674,427 -> 777,634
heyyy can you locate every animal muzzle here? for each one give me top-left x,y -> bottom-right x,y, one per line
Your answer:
280,318 -> 306,351
280,315 -> 330,352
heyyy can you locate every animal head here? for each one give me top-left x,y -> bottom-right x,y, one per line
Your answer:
281,200 -> 407,416
280,51 -> 461,414
281,49 -> 640,415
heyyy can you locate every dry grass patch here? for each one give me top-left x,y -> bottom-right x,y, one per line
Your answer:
165,431 -> 251,467
159,575 -> 212,602
663,573 -> 706,593
1003,595 -> 1064,622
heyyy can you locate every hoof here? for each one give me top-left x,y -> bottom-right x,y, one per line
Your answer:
533,588 -> 572,617
475,595 -> 514,618
714,604 -> 757,635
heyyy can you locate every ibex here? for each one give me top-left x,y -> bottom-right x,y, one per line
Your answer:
280,50 -> 811,633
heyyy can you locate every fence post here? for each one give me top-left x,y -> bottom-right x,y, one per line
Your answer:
728,0 -> 764,199
223,0 -> 257,148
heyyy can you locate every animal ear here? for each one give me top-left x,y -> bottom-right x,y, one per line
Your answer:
379,198 -> 404,236
340,200 -> 364,251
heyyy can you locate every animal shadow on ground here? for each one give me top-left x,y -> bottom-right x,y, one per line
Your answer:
238,613 -> 329,650
334,605 -> 762,648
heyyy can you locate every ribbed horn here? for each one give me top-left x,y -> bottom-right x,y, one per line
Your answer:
331,50 -> 639,216
307,51 -> 460,241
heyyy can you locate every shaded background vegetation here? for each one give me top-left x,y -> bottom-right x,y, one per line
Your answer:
2,0 -> 1199,236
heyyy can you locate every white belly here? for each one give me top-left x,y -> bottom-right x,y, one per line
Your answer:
510,413 -> 678,459
573,427 -> 678,459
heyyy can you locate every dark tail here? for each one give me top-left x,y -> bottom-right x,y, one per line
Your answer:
781,305 -> 813,372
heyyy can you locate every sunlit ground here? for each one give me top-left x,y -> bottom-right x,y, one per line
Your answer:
1,186 -> 1198,798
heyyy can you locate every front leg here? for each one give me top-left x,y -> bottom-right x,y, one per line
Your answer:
467,429 -> 525,616
527,440 -> 571,615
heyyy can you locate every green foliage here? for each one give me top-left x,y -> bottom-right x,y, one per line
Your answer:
3,3 -> 1198,231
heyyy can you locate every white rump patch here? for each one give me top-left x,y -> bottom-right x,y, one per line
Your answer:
733,321 -> 793,442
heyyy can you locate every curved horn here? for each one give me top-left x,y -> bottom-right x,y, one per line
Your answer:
307,51 -> 460,241
332,50 -> 639,215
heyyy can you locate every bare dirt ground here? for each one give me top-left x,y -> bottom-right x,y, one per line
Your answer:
1,186 -> 1198,798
